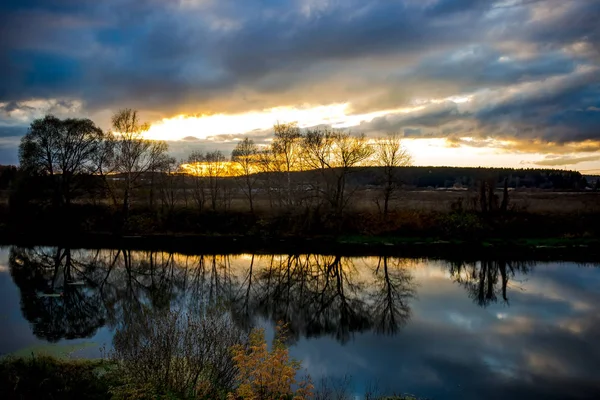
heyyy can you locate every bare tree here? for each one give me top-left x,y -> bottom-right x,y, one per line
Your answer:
19,115 -> 105,207
273,122 -> 302,206
205,150 -> 227,210
231,138 -> 259,213
158,156 -> 179,215
374,134 -> 412,216
254,147 -> 282,209
186,150 -> 207,211
303,128 -> 374,217
99,109 -> 168,221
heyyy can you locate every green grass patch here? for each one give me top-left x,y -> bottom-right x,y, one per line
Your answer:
4,342 -> 98,360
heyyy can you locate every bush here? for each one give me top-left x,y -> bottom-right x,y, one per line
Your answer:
439,211 -> 485,238
229,323 -> 313,400
110,307 -> 248,399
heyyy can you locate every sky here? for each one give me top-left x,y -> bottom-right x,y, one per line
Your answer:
0,0 -> 599,171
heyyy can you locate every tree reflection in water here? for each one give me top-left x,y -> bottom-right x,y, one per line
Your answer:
9,247 -> 106,342
230,254 -> 416,342
371,257 -> 415,335
8,247 -> 531,344
448,260 -> 533,307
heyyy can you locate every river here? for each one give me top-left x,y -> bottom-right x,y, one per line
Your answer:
1,247 -> 599,399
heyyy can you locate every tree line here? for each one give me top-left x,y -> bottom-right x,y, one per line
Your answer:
15,109 -> 413,221
11,109 -> 591,229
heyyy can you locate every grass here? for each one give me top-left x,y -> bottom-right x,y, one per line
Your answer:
0,355 -> 115,400
5,342 -> 98,360
0,355 -> 428,400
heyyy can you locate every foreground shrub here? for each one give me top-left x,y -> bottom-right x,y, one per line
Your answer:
110,307 -> 248,399
229,323 -> 313,400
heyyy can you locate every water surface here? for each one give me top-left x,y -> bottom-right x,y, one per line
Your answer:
1,247 -> 599,399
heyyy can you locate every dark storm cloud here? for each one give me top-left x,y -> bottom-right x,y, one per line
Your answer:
366,101 -> 464,132
218,1 -> 487,81
356,63 -> 599,144
0,0 -> 598,157
503,0 -> 600,50
406,46 -> 578,88
473,67 -> 600,142
0,1 -> 494,109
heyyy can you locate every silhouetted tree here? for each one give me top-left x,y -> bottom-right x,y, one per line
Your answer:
158,156 -> 179,215
500,177 -> 509,212
185,151 -> 207,211
273,122 -> 302,206
303,129 -> 374,218
231,138 -> 260,213
374,133 -> 412,216
98,109 -> 168,223
18,115 -> 105,207
204,150 -> 227,210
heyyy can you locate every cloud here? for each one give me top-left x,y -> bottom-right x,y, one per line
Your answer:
291,259 -> 600,399
0,0 -> 598,163
165,130 -> 273,161
533,155 -> 600,167
181,136 -> 200,141
0,99 -> 83,124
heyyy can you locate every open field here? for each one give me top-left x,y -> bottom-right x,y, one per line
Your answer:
145,188 -> 600,215
349,189 -> 600,214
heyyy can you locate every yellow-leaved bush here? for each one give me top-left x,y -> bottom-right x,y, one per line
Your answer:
228,323 -> 314,400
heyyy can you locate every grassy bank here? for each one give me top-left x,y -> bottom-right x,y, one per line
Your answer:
2,201 -> 600,260
1,322 -> 423,400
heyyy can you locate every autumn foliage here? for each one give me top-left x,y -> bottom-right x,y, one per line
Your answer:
229,323 -> 314,400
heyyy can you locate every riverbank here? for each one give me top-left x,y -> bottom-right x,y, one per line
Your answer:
0,351 -> 422,400
2,202 -> 600,260
2,231 -> 600,261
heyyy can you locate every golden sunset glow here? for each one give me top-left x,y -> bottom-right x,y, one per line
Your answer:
180,161 -> 243,176
144,103 -> 424,141
135,94 -> 600,172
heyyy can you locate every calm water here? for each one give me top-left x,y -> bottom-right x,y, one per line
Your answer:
1,247 -> 600,399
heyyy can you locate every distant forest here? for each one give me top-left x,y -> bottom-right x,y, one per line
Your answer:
290,166 -> 591,190
0,164 -> 590,191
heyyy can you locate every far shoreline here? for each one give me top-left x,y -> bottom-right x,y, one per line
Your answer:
2,231 -> 600,262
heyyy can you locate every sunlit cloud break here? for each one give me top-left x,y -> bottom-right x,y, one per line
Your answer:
144,103 -> 423,141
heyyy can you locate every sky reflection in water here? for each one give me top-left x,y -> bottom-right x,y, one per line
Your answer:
1,247 -> 599,399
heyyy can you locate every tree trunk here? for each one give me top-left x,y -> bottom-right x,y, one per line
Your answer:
479,181 -> 487,213
500,177 -> 509,212
487,180 -> 496,212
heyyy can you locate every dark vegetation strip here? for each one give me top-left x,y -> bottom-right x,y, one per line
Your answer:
2,232 -> 600,262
